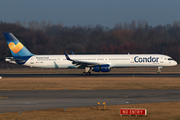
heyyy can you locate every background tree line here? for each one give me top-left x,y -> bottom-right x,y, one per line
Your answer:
0,20 -> 180,63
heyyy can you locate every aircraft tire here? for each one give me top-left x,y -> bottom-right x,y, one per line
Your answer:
83,72 -> 91,75
157,72 -> 160,75
83,72 -> 87,76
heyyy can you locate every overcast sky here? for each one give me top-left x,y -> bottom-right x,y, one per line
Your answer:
0,0 -> 180,28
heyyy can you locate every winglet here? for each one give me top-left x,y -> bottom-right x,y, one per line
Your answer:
64,51 -> 71,61
71,52 -> 74,55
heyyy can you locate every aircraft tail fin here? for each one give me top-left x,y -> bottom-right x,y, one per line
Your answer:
4,33 -> 33,57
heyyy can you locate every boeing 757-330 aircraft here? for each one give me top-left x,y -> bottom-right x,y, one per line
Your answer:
4,33 -> 177,75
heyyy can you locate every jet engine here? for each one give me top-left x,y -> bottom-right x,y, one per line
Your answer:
92,64 -> 111,72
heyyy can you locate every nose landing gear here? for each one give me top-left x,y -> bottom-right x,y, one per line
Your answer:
157,67 -> 162,74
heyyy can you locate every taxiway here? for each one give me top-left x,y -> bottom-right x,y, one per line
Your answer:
0,90 -> 180,113
1,73 -> 180,78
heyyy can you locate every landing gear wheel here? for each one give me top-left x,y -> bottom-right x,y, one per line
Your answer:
87,72 -> 91,75
157,72 -> 160,75
83,72 -> 87,76
83,72 -> 91,75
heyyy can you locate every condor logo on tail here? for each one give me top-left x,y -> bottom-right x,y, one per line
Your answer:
8,42 -> 23,53
4,33 -> 33,57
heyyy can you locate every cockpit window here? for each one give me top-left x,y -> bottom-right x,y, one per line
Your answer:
168,58 -> 173,60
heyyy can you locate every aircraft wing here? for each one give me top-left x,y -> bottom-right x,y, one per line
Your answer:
64,52 -> 99,68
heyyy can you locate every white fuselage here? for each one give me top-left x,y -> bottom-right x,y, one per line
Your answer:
24,54 -> 177,68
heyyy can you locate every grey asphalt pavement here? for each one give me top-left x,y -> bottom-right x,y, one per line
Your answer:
0,90 -> 180,113
1,73 -> 180,77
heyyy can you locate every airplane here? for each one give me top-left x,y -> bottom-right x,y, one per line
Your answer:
4,33 -> 177,75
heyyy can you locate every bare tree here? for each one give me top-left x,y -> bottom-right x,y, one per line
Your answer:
130,20 -> 136,30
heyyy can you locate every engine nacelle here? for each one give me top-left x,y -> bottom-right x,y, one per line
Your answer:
93,64 -> 111,72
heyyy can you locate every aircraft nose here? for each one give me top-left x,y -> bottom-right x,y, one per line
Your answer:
174,61 -> 177,66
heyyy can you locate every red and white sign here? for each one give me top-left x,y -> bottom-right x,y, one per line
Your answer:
120,108 -> 147,116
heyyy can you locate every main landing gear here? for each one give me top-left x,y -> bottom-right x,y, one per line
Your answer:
83,72 -> 91,75
83,67 -> 92,75
157,67 -> 162,74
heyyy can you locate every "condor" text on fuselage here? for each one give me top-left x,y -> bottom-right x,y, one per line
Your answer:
134,56 -> 159,63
